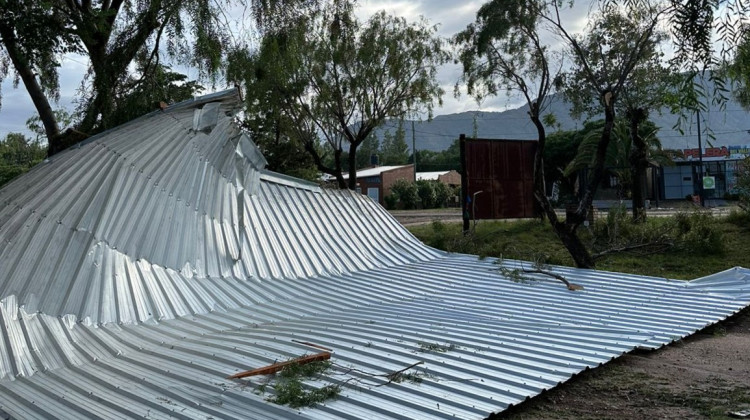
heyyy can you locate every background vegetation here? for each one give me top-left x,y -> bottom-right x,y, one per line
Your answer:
409,209 -> 750,279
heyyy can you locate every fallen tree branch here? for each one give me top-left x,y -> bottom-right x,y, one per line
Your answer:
518,267 -> 583,291
381,361 -> 425,386
228,352 -> 331,379
592,240 -> 673,260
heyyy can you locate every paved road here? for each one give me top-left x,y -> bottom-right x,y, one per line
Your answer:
389,205 -> 738,226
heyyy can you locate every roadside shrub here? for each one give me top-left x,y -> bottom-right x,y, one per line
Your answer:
726,209 -> 750,227
428,220 -> 447,249
737,156 -> 750,212
390,179 -> 419,209
590,204 -> 663,251
673,212 -> 725,255
384,194 -> 398,210
433,182 -> 450,208
416,180 -> 437,208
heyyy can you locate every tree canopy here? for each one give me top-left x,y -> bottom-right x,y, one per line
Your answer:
0,132 -> 46,187
234,1 -> 448,189
455,0 -> 672,268
0,0 -> 321,155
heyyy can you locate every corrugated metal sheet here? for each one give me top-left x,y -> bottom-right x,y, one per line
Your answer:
0,90 -> 748,419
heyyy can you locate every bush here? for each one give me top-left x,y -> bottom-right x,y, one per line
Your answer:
428,220 -> 448,249
416,180 -> 437,208
591,204 -> 663,249
736,156 -> 750,212
433,182 -> 450,208
673,211 -> 725,255
384,194 -> 398,210
390,178 -> 420,209
726,209 -> 750,227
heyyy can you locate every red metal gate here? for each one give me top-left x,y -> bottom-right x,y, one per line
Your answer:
460,135 -> 537,220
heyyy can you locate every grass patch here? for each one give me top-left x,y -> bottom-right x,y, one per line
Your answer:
409,213 -> 750,279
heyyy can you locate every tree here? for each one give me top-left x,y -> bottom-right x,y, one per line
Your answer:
380,119 -> 410,165
0,0 -> 315,155
416,180 -> 436,208
455,0 -> 665,268
565,119 -> 672,196
411,139 -> 460,172
433,181 -> 451,208
389,178 -> 419,209
241,1 -> 448,189
558,9 -> 676,221
106,62 -> 204,129
543,122 -> 596,202
0,132 -> 46,187
729,29 -> 750,109
227,40 -> 319,181
355,135 -> 380,169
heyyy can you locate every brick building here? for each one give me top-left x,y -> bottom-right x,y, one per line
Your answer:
416,170 -> 461,187
343,164 -> 415,205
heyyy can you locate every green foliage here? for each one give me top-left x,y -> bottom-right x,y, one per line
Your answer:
356,136 -> 380,169
454,0 -> 551,102
0,133 -> 46,188
557,7 -> 671,119
412,139 -> 460,172
1,0 -> 245,148
384,193 -> 398,210
589,204 -> 668,251
543,121 -> 598,201
0,1 -> 79,105
432,182 -> 451,208
104,63 -> 203,129
410,215 -> 748,280
416,180 -> 436,209
730,30 -> 750,109
380,120 -> 410,165
388,371 -> 428,384
236,2 -> 448,188
673,212 -> 726,255
26,109 -> 76,142
726,209 -> 750,227
262,360 -> 340,409
390,179 -> 420,210
227,34 -> 320,181
564,120 -> 671,188
735,156 -> 750,212
416,341 -> 455,353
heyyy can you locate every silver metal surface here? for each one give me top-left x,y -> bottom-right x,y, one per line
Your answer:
0,90 -> 748,419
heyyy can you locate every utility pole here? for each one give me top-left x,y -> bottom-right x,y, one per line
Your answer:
697,109 -> 705,207
412,120 -> 417,181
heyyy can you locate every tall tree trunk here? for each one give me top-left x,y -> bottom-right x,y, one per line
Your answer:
628,108 -> 648,222
303,140 -> 346,188
0,24 -> 60,142
347,143 -> 358,190
529,108 -> 595,269
577,91 -> 617,221
556,226 -> 596,268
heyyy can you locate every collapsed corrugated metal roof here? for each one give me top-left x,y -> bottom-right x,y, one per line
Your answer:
0,89 -> 748,419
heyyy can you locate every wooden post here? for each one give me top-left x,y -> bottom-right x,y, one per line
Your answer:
460,134 -> 470,234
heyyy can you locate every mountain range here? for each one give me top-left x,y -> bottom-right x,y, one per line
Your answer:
371,89 -> 750,154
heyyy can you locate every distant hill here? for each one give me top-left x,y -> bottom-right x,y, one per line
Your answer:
371,87 -> 750,153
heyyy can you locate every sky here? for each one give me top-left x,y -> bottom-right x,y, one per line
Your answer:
0,1 -> 593,139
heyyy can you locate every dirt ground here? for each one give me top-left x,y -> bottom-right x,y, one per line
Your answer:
492,307 -> 750,420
